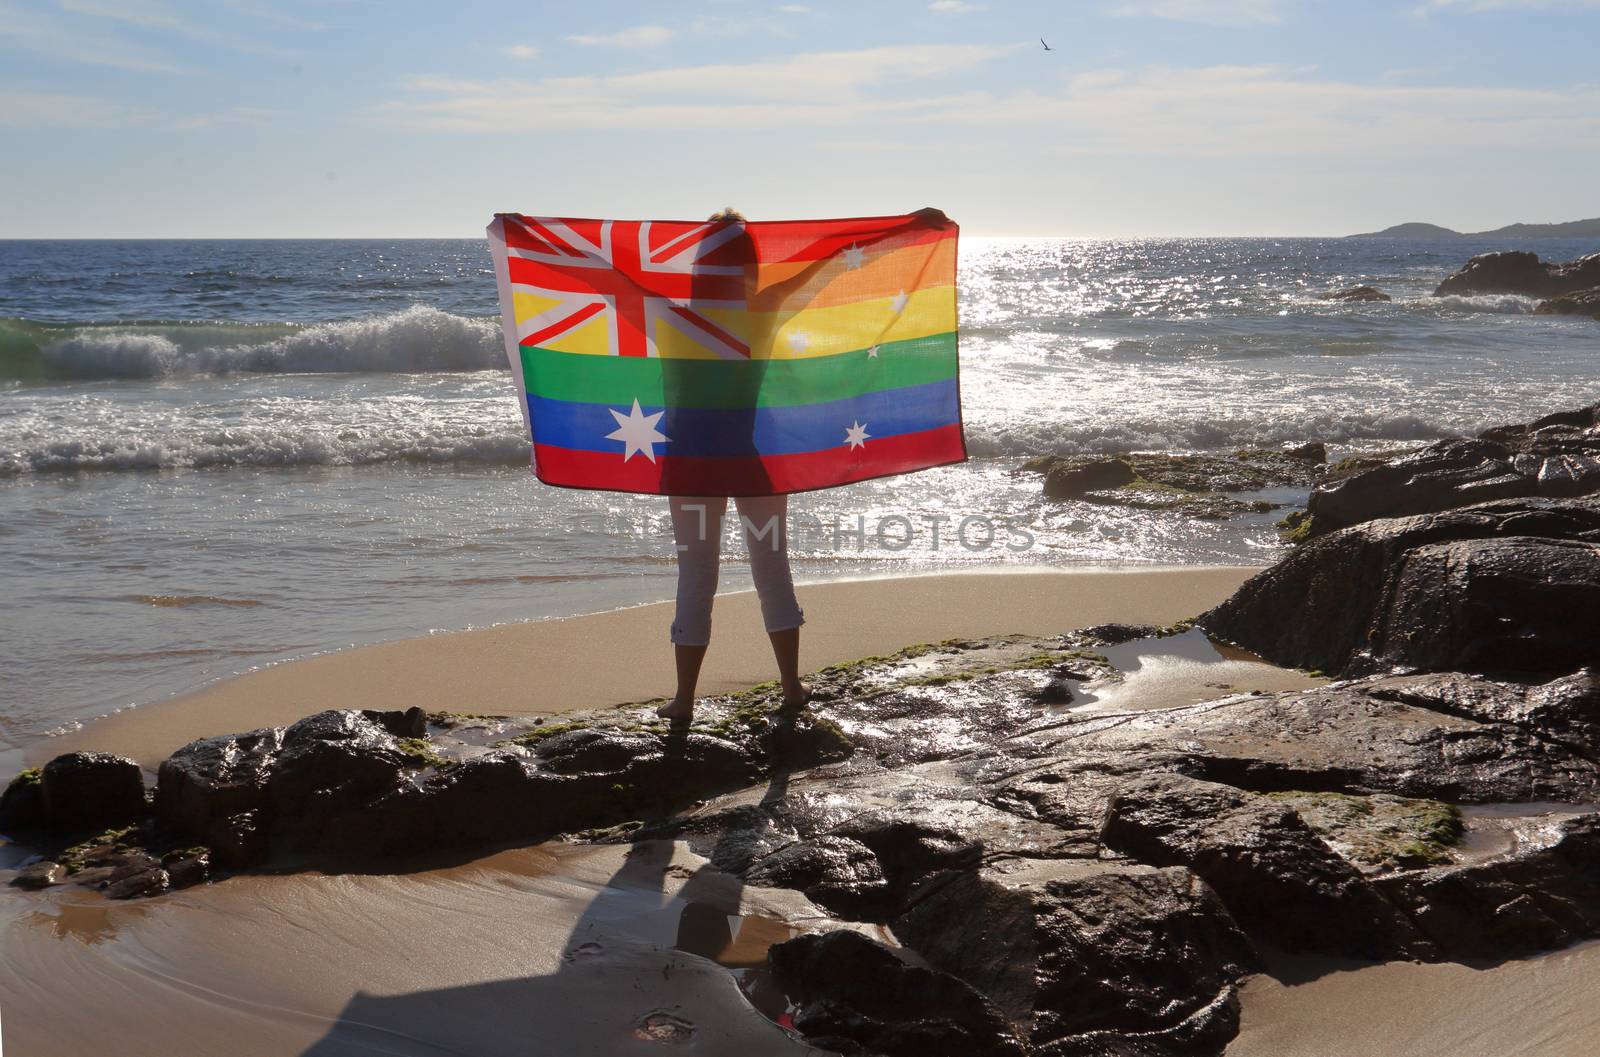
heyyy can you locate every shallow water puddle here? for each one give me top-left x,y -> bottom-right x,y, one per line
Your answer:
25,898 -> 152,945
1454,802 -> 1600,864
1061,628 -> 1322,713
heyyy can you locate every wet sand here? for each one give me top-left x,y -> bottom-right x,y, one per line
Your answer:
1229,945 -> 1600,1057
0,840 -> 851,1057
39,567 -> 1258,768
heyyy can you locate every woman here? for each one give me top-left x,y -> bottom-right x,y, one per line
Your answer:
656,209 -> 809,722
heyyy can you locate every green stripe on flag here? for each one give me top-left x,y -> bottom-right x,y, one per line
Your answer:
520,332 -> 957,409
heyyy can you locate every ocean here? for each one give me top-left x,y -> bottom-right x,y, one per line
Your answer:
2,235 -> 1597,755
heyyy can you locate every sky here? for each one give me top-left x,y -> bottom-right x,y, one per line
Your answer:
1,0 -> 1598,237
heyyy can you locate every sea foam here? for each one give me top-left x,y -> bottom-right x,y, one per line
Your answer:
2,306 -> 503,380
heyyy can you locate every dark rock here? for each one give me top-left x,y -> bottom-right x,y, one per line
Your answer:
1434,251 -> 1600,297
1101,775 -> 1432,959
1306,438 -> 1535,535
161,849 -> 210,889
1048,680 -> 1600,804
1536,286 -> 1600,321
1363,669 -> 1600,750
39,752 -> 147,836
106,852 -> 162,882
1373,812 -> 1600,959
156,726 -> 283,867
1044,458 -> 1135,499
266,710 -> 411,846
369,706 -> 428,739
894,858 -> 1255,1051
1304,407 -> 1600,533
769,930 -> 1028,1057
1032,450 -> 1324,521
0,770 -> 45,837
67,865 -> 118,888
1319,285 -> 1391,302
105,867 -> 169,900
744,836 -> 889,919
11,861 -> 65,889
151,695 -> 849,866
1284,440 -> 1327,463
1136,451 -> 1321,492
1200,497 -> 1600,678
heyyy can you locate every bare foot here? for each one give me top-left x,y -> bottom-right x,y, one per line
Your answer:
781,681 -> 812,711
655,696 -> 694,722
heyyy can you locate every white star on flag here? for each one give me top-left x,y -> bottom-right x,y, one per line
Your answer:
841,243 -> 865,270
844,420 -> 871,450
787,329 -> 809,353
605,399 -> 669,463
890,290 -> 909,314
867,345 -> 880,359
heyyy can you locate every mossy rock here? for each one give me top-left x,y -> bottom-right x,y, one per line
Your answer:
394,737 -> 454,770
1267,791 -> 1463,871
1275,509 -> 1317,544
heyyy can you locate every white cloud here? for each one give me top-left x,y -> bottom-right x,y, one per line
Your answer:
382,42 -> 1597,161
776,3 -> 812,11
167,105 -> 283,131
1108,0 -> 1284,25
221,2 -> 329,31
914,64 -> 1600,156
567,25 -> 677,48
930,1 -> 987,11
0,1 -> 187,72
0,89 -> 154,128
504,43 -> 539,60
0,89 -> 278,131
55,0 -> 300,57
1418,0 -> 1600,9
57,0 -> 189,31
386,43 -> 1017,131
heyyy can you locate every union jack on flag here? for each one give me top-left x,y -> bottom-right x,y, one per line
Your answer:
487,210 -> 964,496
501,216 -> 754,360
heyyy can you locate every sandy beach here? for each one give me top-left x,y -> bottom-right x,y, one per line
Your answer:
40,567 -> 1260,768
1228,946 -> 1600,1057
2,563 -> 1328,1056
0,839 -> 840,1057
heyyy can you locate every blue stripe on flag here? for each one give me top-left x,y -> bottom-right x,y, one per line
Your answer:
526,378 -> 959,458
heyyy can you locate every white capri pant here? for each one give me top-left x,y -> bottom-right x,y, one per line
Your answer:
669,494 -> 804,646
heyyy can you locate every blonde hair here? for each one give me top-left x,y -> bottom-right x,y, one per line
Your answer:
707,208 -> 746,222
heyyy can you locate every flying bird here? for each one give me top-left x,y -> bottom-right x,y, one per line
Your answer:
1041,37 -> 1053,51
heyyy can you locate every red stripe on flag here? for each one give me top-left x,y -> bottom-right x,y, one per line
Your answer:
530,424 -> 966,497
751,217 -> 955,265
667,304 -> 751,357
519,301 -> 605,348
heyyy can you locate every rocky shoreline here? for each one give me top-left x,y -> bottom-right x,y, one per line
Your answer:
6,405 -> 1600,1056
1435,250 -> 1600,319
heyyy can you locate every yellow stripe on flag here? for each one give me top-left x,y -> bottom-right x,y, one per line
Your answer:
531,287 -> 954,360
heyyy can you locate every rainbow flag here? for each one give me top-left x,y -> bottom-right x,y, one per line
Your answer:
485,211 -> 964,495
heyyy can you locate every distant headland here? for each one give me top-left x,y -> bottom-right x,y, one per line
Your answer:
1348,217 -> 1600,239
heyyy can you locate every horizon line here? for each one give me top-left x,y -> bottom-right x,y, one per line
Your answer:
7,231 -> 1600,242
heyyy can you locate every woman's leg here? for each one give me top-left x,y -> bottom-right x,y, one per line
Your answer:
661,496 -> 727,720
734,494 -> 809,707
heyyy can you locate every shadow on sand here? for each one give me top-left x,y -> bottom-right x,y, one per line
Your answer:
298,737 -> 815,1056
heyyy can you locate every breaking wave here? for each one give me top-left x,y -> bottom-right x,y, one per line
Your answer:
1426,293 -> 1541,315
0,307 -> 504,380
0,428 -> 531,476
